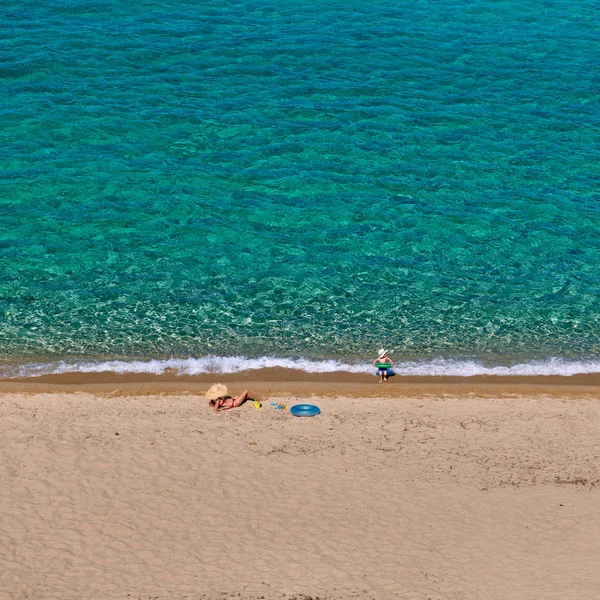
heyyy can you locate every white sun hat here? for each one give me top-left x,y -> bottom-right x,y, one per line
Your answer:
204,383 -> 228,401
377,348 -> 388,359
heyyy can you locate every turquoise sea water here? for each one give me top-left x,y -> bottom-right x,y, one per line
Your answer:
1,0 -> 600,377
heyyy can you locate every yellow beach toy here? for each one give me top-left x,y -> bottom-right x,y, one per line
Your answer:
253,399 -> 262,409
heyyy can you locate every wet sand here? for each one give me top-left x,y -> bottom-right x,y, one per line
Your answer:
4,366 -> 600,398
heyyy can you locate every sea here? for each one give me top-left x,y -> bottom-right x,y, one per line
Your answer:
1,0 -> 600,379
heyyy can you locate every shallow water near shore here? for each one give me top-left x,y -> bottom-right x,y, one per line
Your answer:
2,0 -> 600,374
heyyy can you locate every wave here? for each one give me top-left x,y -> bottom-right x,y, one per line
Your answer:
4,355 -> 600,379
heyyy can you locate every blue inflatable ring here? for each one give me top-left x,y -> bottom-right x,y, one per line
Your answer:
290,404 -> 321,417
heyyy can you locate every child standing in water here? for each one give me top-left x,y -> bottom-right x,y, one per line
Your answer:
373,348 -> 393,383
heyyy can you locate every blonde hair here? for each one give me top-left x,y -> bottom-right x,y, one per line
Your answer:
204,383 -> 228,405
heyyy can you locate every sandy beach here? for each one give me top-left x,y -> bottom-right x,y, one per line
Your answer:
2,377 -> 600,600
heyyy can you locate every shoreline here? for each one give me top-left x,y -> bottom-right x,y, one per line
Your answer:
3,367 -> 600,398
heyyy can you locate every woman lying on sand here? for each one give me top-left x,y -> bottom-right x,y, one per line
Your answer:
205,384 -> 258,412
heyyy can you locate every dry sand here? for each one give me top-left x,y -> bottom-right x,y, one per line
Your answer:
2,379 -> 600,599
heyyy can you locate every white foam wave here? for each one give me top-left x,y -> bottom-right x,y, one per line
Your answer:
4,355 -> 600,379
